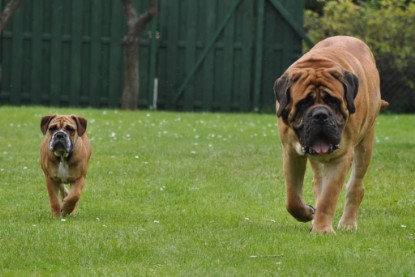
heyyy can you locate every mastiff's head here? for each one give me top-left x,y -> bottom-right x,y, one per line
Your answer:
40,115 -> 87,158
274,68 -> 358,155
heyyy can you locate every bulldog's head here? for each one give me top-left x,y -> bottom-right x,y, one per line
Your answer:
274,68 -> 359,155
40,115 -> 87,158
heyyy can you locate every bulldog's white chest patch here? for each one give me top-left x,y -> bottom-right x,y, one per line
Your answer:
57,161 -> 70,182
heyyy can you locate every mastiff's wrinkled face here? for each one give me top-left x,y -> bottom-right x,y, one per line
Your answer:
274,68 -> 358,155
40,115 -> 87,158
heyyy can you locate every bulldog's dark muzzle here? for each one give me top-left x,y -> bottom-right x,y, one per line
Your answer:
49,130 -> 72,155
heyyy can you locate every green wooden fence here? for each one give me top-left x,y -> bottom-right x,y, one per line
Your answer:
0,0 -> 307,112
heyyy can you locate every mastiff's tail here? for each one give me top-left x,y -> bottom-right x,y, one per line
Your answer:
380,99 -> 389,110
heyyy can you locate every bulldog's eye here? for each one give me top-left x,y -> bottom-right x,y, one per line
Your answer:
49,126 -> 58,133
65,126 -> 75,134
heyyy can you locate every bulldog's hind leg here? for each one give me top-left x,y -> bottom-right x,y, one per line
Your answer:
283,151 -> 315,222
338,128 -> 375,230
61,177 -> 85,216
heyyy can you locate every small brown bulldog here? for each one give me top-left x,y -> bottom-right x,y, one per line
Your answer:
274,36 -> 388,233
40,114 -> 92,218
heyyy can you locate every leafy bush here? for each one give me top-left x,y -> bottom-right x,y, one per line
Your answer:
305,0 -> 415,113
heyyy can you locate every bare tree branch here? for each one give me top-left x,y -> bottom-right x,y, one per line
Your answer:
122,0 -> 157,46
0,0 -> 26,33
121,0 -> 138,27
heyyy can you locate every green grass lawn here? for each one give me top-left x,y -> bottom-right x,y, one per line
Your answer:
0,106 -> 414,276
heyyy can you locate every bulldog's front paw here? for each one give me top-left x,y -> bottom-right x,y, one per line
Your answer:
61,195 -> 79,216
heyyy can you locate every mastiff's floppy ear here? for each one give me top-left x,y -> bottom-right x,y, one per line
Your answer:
71,115 -> 88,136
274,74 -> 289,118
274,72 -> 302,119
330,70 -> 359,113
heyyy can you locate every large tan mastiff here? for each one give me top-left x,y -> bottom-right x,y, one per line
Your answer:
40,114 -> 92,218
274,36 -> 388,233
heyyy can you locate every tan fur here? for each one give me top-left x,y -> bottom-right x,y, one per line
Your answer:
275,36 -> 387,233
40,114 -> 92,218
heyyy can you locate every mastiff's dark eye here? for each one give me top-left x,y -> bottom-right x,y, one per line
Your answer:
323,94 -> 341,107
297,94 -> 314,111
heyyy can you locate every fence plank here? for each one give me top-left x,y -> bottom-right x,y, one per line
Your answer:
10,3 -> 23,104
90,0 -> 101,106
30,1 -> 43,105
253,0 -> 265,112
202,0 -> 215,111
50,0 -> 62,106
69,0 -> 82,106
40,0 -> 51,105
232,0 -> 254,112
221,0 -> 234,111
61,0 -> 71,105
148,19 -> 158,109
159,0 -> 178,109
108,1 -> 123,107
183,0 -> 196,110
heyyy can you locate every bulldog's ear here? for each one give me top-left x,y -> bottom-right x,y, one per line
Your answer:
274,74 -> 291,118
71,116 -> 88,136
40,115 -> 56,135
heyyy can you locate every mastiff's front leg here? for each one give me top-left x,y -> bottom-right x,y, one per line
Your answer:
283,149 -> 315,222
310,154 -> 353,233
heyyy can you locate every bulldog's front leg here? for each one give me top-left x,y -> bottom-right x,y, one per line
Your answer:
283,149 -> 315,222
310,154 -> 353,233
45,176 -> 61,218
61,177 -> 85,216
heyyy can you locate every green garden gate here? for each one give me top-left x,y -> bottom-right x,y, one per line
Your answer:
0,0 -> 308,112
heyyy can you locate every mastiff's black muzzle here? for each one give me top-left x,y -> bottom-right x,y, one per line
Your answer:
301,106 -> 342,155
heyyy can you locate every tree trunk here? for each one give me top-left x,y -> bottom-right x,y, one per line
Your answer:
121,0 -> 157,110
0,0 -> 25,33
122,43 -> 139,109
